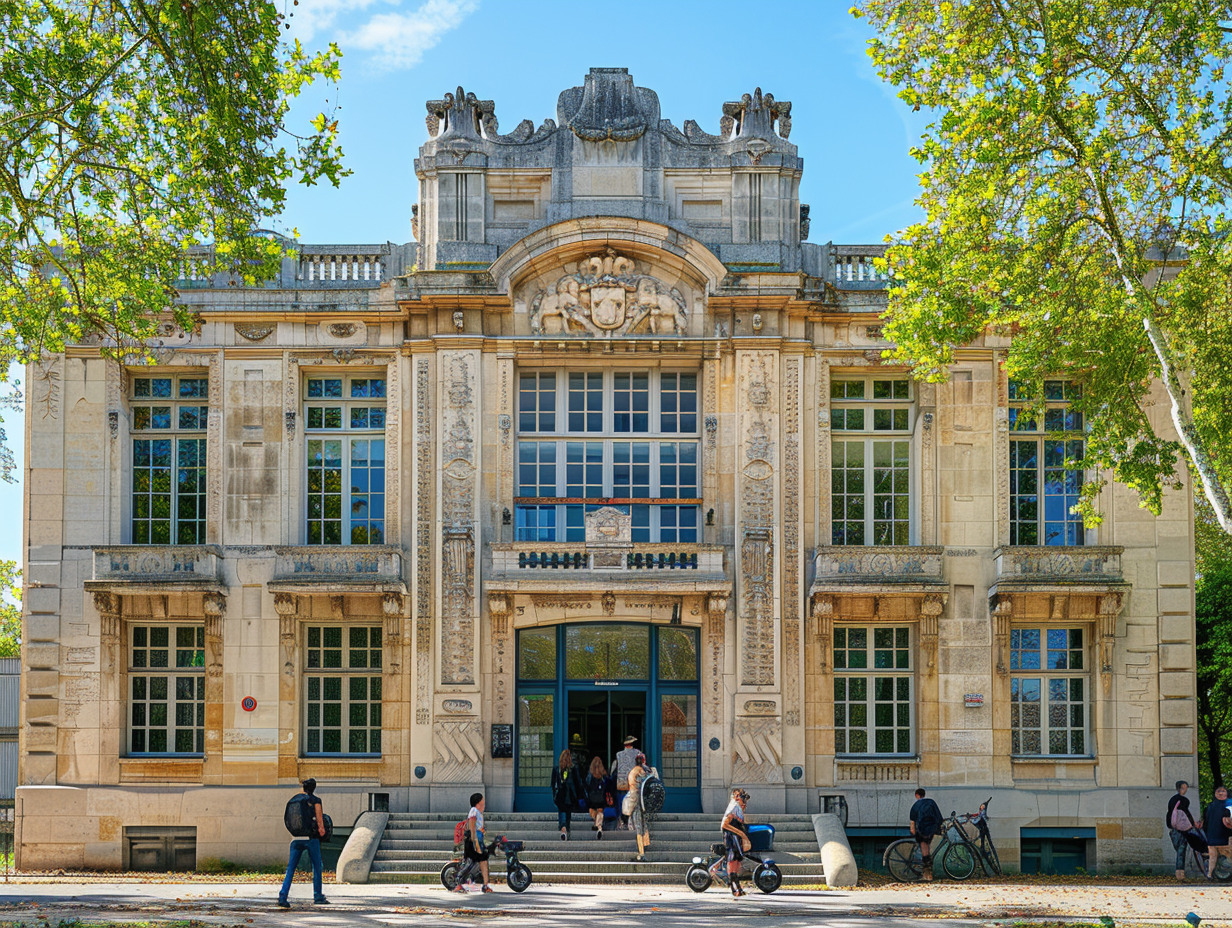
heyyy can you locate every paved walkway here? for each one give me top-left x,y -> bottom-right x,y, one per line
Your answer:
0,881 -> 1224,927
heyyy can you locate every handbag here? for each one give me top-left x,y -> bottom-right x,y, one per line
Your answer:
1171,805 -> 1192,831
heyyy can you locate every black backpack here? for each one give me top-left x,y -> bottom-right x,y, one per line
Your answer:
284,793 -> 318,838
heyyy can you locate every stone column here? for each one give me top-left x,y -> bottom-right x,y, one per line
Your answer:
202,592 -> 226,784
94,591 -> 123,785
275,592 -> 299,781
731,346 -> 784,792
780,354 -> 805,802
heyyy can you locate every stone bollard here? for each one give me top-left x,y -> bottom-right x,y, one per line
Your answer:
336,810 -> 390,884
812,812 -> 859,887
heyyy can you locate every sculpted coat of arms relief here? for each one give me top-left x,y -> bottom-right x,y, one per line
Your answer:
529,248 -> 689,336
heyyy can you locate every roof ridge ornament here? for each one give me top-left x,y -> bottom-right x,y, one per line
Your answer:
722,87 -> 792,141
560,68 -> 653,142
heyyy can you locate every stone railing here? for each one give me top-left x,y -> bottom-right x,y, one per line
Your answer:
91,546 -> 222,585
299,249 -> 386,283
831,245 -> 890,285
272,546 -> 403,584
491,543 -> 724,574
835,759 -> 919,782
813,546 -> 945,584
993,546 -> 1123,583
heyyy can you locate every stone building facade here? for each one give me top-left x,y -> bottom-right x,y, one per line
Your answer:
17,69 -> 1196,872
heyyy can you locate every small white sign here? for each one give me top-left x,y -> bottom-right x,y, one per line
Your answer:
964,693 -> 984,707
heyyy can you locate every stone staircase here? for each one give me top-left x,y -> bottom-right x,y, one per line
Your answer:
368,811 -> 826,885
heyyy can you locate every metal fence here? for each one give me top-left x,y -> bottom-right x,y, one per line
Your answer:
0,799 -> 12,879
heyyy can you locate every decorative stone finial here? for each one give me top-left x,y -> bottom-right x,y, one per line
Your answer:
722,87 -> 792,141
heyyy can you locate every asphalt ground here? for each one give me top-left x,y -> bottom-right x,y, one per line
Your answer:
0,881 -> 1226,928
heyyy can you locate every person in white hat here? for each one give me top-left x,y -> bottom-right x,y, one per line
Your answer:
613,735 -> 640,830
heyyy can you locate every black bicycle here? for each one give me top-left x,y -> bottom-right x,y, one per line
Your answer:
440,835 -> 533,892
884,799 -> 1001,882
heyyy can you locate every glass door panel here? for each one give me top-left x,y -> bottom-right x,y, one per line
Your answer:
659,693 -> 698,790
516,692 -> 554,788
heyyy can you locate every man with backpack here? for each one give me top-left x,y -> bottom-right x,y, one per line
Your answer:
908,787 -> 943,882
277,778 -> 329,908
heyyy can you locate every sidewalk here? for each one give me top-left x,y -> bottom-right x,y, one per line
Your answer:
0,881 -> 1224,928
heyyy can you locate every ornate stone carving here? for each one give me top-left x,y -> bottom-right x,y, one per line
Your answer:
559,67 -> 650,141
991,593 -> 1013,675
723,87 -> 791,140
442,699 -> 473,714
92,546 -> 221,582
415,359 -> 432,724
994,546 -> 1124,582
585,506 -> 631,544
799,203 -> 810,241
811,595 -> 835,670
93,591 -> 122,642
738,352 -> 777,689
732,716 -> 783,784
1099,591 -> 1125,690
108,409 -> 119,437
328,323 -> 357,339
234,323 -> 275,342
35,358 -> 60,420
273,592 -> 298,616
383,355 -> 401,544
783,357 -> 801,725
382,592 -> 404,616
452,310 -> 465,332
529,249 -> 688,337
439,351 -> 478,687
433,717 -> 484,783
601,591 -> 616,617
813,546 -> 945,582
488,593 -> 511,636
919,594 -> 944,675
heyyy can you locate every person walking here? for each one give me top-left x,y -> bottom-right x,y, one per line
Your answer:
1204,784 -> 1232,879
585,755 -> 611,839
718,787 -> 752,897
908,787 -> 943,882
625,752 -> 652,862
1167,780 -> 1198,880
613,735 -> 639,830
455,792 -> 494,893
551,748 -> 580,840
276,778 -> 328,908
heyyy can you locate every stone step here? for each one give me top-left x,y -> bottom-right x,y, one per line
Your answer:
367,868 -> 822,885
384,812 -> 815,823
374,849 -> 822,863
375,839 -> 822,853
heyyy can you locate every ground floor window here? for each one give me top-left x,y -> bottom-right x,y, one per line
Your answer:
833,626 -> 914,755
1009,627 -> 1088,755
303,625 -> 383,755
129,624 -> 205,755
1019,830 -> 1093,875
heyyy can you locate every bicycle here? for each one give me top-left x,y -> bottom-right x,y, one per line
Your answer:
440,835 -> 533,893
883,799 -> 1000,882
1183,835 -> 1232,882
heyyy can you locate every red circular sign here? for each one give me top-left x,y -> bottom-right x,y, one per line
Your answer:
241,696 -> 257,712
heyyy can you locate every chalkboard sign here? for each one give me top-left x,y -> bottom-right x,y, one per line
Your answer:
491,723 -> 513,758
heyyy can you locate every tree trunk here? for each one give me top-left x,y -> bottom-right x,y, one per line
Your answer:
1142,316 -> 1232,534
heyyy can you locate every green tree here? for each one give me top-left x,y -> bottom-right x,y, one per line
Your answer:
1,0 -> 347,367
1196,562 -> 1232,799
0,560 -> 20,658
854,1 -> 1232,530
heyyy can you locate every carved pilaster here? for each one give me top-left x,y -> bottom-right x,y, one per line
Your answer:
274,592 -> 298,675
919,379 -> 936,545
94,591 -> 122,644
414,357 -> 433,724
817,357 -> 832,543
488,593 -> 512,723
202,591 -> 226,678
782,356 -> 802,725
1099,592 -> 1124,692
703,357 -> 719,539
994,354 -> 1011,547
206,351 -> 223,545
497,355 -> 514,542
737,351 -> 778,689
991,593 -> 1013,676
811,594 -> 835,669
438,349 -> 479,688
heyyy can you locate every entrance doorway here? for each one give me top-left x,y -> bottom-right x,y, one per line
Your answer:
566,690 -> 645,775
514,622 -> 701,812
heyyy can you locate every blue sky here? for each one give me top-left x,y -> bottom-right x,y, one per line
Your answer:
2,0 -> 931,570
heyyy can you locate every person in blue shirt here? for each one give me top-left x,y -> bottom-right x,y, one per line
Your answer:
276,778 -> 328,908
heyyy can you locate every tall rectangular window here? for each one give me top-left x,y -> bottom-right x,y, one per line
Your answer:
515,370 -> 700,543
304,375 -> 387,545
833,626 -> 913,755
131,375 -> 208,544
304,625 -> 383,755
830,377 -> 913,545
129,624 -> 205,755
1009,380 -> 1085,546
1010,627 -> 1088,755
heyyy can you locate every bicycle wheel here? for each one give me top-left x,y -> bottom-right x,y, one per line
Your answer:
1214,853 -> 1232,883
983,839 -> 1002,876
943,842 -> 977,880
884,839 -> 923,882
440,861 -> 461,890
507,863 -> 533,893
686,864 -> 713,892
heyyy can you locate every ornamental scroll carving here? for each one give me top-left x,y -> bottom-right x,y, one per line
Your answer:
783,357 -> 801,725
439,352 -> 478,687
732,716 -> 783,784
415,358 -> 433,723
530,249 -> 688,337
738,353 -> 777,688
433,717 -> 484,783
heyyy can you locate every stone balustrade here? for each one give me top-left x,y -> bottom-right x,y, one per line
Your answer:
271,545 -> 404,588
300,250 -> 385,283
813,546 -> 945,584
491,543 -> 723,574
835,759 -> 919,782
91,546 -> 222,586
831,244 -> 890,285
993,545 -> 1123,583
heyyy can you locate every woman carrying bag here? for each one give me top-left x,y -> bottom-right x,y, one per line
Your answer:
585,756 -> 612,839
551,748 -> 580,841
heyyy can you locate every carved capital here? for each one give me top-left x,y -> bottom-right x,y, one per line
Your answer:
811,596 -> 835,670
329,594 -> 345,616
601,591 -> 616,616
273,592 -> 298,617
93,591 -> 122,641
990,593 -> 1013,675
382,591 -> 405,617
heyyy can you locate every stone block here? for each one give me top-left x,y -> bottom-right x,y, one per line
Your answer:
1160,699 -> 1195,727
1158,562 -> 1193,587
24,614 -> 61,641
25,698 -> 59,722
1159,671 -> 1195,698
1160,727 -> 1195,755
1159,644 -> 1193,671
25,670 -> 59,697
1159,615 -> 1193,644
25,586 -> 61,614
25,642 -> 59,669
1096,822 -> 1123,840
1158,587 -> 1193,615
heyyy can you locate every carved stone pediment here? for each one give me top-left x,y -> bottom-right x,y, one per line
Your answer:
585,506 -> 631,544
529,248 -> 688,337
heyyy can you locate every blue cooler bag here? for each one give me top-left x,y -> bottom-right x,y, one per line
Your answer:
747,823 -> 775,851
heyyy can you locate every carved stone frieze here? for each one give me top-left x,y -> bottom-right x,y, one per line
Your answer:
433,717 -> 484,783
234,323 -> 275,342
732,716 -> 783,784
529,249 -> 688,337
738,352 -> 777,689
783,357 -> 801,725
586,506 -> 631,544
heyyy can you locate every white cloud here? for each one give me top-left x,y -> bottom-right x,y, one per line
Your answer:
288,0 -> 477,72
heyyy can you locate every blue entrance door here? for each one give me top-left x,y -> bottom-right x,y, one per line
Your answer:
514,622 -> 701,812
